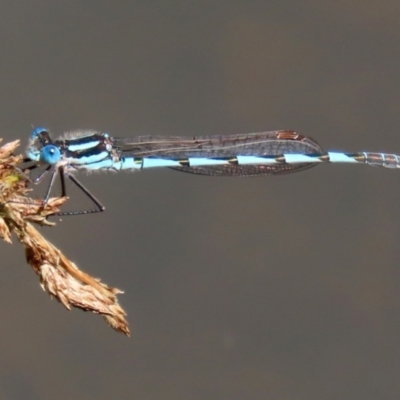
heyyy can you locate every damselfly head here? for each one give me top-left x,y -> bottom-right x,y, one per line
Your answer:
31,126 -> 47,139
31,127 -> 52,145
27,127 -> 54,162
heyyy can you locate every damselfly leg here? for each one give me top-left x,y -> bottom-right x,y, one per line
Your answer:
20,162 -> 105,216
60,170 -> 105,216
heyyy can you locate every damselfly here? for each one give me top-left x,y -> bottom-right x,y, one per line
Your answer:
24,127 -> 400,216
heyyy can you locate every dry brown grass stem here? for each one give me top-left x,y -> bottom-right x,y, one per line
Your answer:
0,139 -> 130,336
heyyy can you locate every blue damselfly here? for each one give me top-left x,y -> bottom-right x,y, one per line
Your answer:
24,127 -> 400,215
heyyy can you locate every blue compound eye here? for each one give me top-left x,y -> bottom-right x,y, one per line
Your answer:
31,126 -> 48,140
40,145 -> 61,165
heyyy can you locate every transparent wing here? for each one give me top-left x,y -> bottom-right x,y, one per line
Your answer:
112,130 -> 323,176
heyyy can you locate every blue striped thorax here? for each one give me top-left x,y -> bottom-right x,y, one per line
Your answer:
55,132 -> 112,153
59,132 -> 114,166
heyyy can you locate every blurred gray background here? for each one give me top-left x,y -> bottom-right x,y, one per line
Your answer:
0,1 -> 399,399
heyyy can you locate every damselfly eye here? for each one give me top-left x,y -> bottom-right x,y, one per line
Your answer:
31,126 -> 49,140
40,144 -> 61,165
